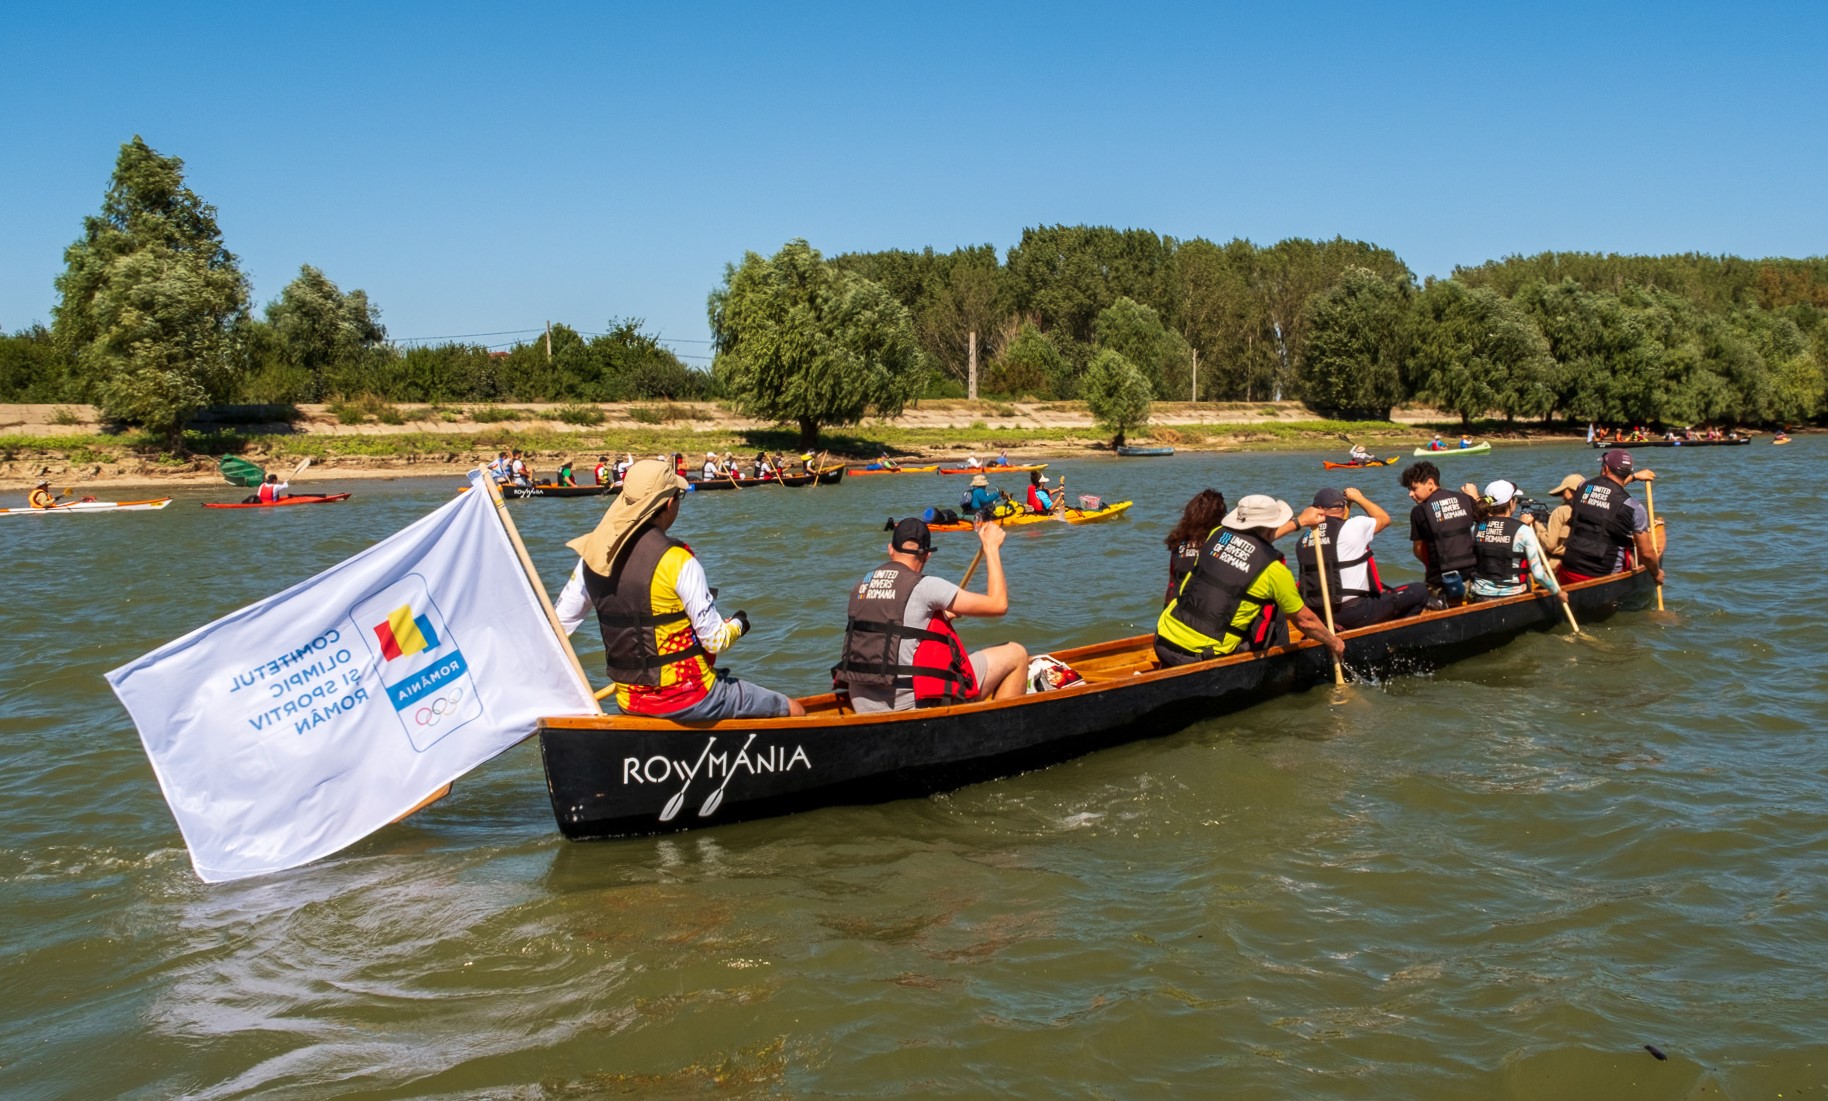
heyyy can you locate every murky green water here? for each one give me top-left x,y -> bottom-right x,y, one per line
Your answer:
4,440 -> 1825,1099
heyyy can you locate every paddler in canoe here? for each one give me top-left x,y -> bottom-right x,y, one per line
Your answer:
553,458 -> 806,719
1348,443 -> 1374,464
960,474 -> 1003,516
1155,494 -> 1346,667
28,479 -> 58,509
832,516 -> 1030,710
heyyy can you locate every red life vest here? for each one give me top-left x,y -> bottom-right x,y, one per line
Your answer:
833,562 -> 980,706
258,481 -> 281,503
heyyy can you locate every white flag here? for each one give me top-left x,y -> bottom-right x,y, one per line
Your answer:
108,470 -> 598,883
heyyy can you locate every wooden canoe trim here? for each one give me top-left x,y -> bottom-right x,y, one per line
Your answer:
391,783 -> 452,822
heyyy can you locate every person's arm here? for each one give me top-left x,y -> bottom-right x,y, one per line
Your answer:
1292,605 -> 1346,656
948,522 -> 1009,616
1517,526 -> 1565,600
1539,505 -> 1571,556
675,555 -> 743,653
554,561 -> 591,635
1345,487 -> 1389,532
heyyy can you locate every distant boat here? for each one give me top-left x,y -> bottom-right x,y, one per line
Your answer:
1588,438 -> 1750,449
1412,442 -> 1490,457
1115,445 -> 1174,457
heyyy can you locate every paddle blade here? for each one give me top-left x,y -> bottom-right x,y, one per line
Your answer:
292,456 -> 313,477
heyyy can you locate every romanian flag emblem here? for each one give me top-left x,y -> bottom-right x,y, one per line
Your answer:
372,604 -> 440,661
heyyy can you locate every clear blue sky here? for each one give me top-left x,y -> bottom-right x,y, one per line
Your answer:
6,2 -> 1824,365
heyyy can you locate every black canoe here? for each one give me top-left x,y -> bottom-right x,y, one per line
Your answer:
1589,437 -> 1751,448
537,544 -> 1664,841
686,467 -> 846,491
1115,445 -> 1175,457
501,483 -> 618,499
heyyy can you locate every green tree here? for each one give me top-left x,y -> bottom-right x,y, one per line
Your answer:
985,321 -> 1068,397
1408,281 -> 1554,425
0,325 -> 70,402
1081,348 -> 1153,446
1093,296 -> 1191,399
263,265 -> 386,401
1299,268 -> 1413,419
52,136 -> 250,447
709,239 -> 926,448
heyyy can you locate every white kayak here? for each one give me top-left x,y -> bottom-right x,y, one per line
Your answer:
0,497 -> 174,517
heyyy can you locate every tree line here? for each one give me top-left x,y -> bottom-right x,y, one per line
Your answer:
2,137 -> 711,445
9,137 -> 1826,450
827,229 -> 1828,427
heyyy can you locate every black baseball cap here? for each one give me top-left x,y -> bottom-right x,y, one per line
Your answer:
1312,487 -> 1347,509
892,517 -> 934,554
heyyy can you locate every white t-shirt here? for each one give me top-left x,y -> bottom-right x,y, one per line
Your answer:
1331,514 -> 1378,601
848,573 -> 964,713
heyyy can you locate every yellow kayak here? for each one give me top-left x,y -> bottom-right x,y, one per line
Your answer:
926,500 -> 1133,532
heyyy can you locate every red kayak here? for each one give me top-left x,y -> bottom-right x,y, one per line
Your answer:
1320,457 -> 1397,469
202,493 -> 352,509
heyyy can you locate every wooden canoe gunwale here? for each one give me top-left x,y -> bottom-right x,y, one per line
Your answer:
537,559 -> 1661,841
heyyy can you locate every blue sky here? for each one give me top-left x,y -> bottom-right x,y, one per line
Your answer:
5,2 -> 1824,366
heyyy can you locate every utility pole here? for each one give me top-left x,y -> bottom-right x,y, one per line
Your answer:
967,330 -> 978,400
545,321 -> 553,361
1191,348 -> 1198,402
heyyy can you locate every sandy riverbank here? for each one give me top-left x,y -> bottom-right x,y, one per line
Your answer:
1,399 -> 1589,491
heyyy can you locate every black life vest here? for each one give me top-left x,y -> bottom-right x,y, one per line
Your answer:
1295,516 -> 1381,611
1473,515 -> 1526,586
1560,476 -> 1638,576
1164,528 -> 1285,653
1165,538 -> 1202,605
1415,489 -> 1479,579
831,562 -> 979,706
582,526 -> 706,685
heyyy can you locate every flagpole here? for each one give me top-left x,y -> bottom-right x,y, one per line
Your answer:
477,470 -> 604,714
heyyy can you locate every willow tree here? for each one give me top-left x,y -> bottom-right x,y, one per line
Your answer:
53,136 -> 250,448
709,239 -> 926,449
1082,348 -> 1153,447
1299,267 -> 1414,419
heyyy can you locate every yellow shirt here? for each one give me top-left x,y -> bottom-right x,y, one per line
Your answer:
1156,560 -> 1304,656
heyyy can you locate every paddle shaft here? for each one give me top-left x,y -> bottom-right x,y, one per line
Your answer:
1309,524 -> 1346,685
959,543 -> 986,589
1644,480 -> 1664,610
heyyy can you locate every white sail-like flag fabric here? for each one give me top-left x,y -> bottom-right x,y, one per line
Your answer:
108,471 -> 598,883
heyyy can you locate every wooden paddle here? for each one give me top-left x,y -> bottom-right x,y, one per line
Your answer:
1643,479 -> 1664,611
959,541 -> 986,589
292,456 -> 312,477
1308,520 -> 1347,686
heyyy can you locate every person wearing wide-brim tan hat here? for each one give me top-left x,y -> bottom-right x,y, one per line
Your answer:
553,459 -> 805,719
961,473 -> 998,515
29,479 -> 57,509
1536,473 -> 1586,568
1155,493 -> 1344,668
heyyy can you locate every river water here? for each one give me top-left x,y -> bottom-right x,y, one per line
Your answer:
4,440 -> 1824,1099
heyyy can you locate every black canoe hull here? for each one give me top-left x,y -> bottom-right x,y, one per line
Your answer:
1589,438 -> 1751,448
502,483 -> 617,498
537,569 -> 1655,840
685,468 -> 845,491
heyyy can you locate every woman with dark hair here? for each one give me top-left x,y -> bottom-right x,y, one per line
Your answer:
1162,488 -> 1227,605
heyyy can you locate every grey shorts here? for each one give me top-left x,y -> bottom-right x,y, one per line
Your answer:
642,674 -> 794,721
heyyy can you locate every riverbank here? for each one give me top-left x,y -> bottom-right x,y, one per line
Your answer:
0,399 -> 1628,490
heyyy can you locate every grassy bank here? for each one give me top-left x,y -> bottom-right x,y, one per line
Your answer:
1,418 -> 1507,465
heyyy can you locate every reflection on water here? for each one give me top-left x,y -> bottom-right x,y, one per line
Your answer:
4,439 -> 1827,1098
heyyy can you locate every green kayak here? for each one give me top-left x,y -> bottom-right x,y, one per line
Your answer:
1412,442 -> 1491,457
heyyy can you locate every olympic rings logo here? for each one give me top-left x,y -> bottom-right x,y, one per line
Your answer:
414,687 -> 465,727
